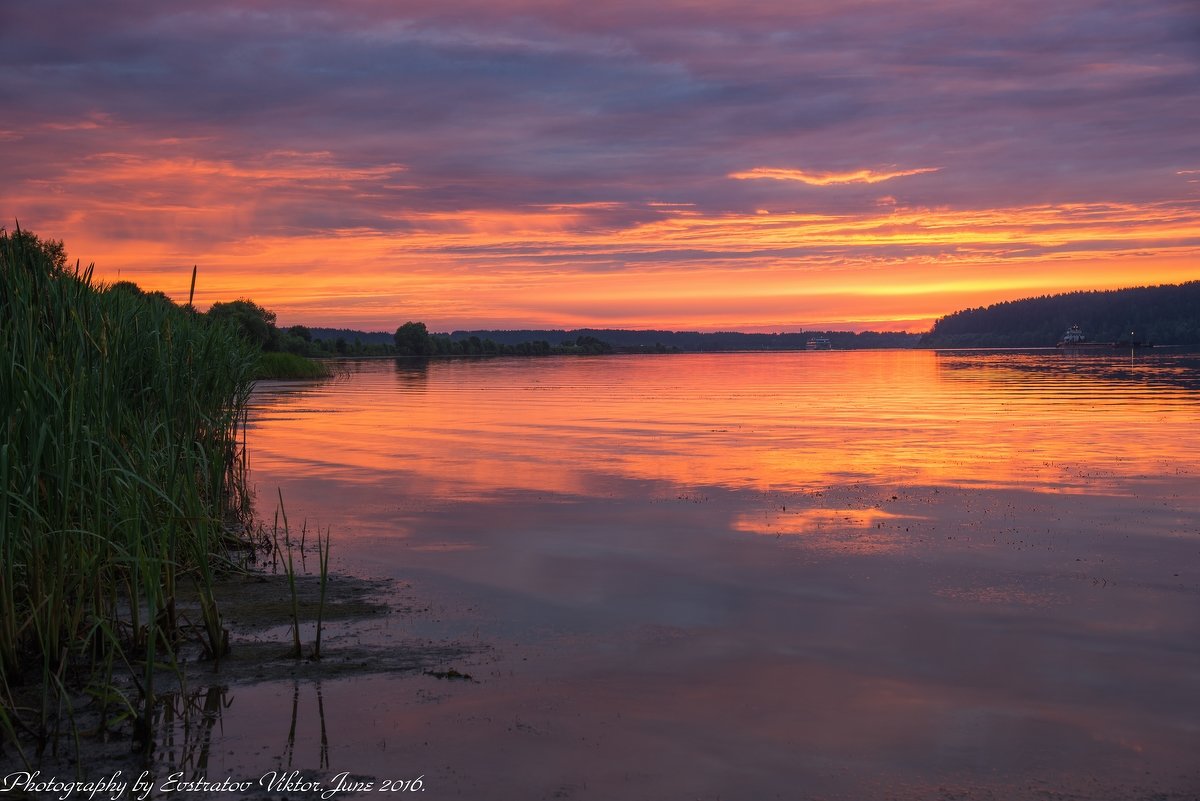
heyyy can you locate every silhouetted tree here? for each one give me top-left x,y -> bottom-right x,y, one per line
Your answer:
0,227 -> 68,275
107,280 -> 146,296
207,299 -> 277,348
394,321 -> 433,355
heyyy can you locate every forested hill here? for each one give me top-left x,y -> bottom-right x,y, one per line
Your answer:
920,281 -> 1200,348
308,327 -> 395,346
449,328 -> 921,350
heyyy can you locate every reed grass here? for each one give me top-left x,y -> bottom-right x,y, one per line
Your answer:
0,228 -> 257,760
256,351 -> 331,380
269,495 -> 332,661
273,493 -> 303,660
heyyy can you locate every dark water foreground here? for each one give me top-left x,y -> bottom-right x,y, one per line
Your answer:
30,351 -> 1199,800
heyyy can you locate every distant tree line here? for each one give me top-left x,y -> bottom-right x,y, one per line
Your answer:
920,281 -> 1200,348
268,323 -> 922,357
308,327 -> 395,347
183,315 -> 392,358
276,323 -> 394,357
449,328 -> 921,351
393,321 -> 621,356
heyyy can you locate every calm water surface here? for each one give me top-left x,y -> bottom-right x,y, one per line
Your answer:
213,351 -> 1200,799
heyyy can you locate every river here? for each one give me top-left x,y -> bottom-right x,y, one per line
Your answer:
188,350 -> 1200,799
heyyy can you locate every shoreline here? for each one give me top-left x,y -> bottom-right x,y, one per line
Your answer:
9,566 -> 485,787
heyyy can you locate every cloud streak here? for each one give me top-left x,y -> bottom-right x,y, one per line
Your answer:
729,167 -> 941,186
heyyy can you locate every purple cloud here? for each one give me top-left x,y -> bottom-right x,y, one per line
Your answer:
1,0 -> 1197,328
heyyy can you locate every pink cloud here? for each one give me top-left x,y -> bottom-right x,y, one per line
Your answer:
729,167 -> 941,186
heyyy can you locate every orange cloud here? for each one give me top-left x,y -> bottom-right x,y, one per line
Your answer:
67,196 -> 1200,332
728,166 -> 941,185
12,141 -> 1199,333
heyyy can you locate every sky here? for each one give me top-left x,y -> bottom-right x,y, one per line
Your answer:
2,0 -> 1199,333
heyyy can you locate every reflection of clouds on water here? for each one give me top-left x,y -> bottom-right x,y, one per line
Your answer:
733,506 -> 925,554
247,352 -> 1200,511
155,352 -> 1200,799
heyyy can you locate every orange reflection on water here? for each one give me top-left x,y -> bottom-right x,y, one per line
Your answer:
230,349 -> 1200,800
731,507 -> 923,554
247,351 -> 1200,513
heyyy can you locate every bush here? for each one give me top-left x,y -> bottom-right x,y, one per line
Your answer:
255,351 -> 332,380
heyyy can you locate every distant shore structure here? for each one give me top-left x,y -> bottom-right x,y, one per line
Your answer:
806,336 -> 833,350
1058,324 -> 1088,346
1056,324 -> 1153,350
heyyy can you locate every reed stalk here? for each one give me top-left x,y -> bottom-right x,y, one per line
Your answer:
314,526 -> 331,660
275,491 -> 303,659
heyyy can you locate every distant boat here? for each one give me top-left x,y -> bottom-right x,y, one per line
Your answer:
1057,324 -> 1089,347
1056,324 -> 1151,349
806,337 -> 832,350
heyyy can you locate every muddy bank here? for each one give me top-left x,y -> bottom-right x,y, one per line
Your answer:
3,568 -> 485,795
195,572 -> 482,683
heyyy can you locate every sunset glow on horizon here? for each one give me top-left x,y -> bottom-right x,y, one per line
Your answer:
3,0 -> 1198,332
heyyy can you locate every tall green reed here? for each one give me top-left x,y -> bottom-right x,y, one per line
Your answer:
270,494 -> 332,662
0,228 -> 257,760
